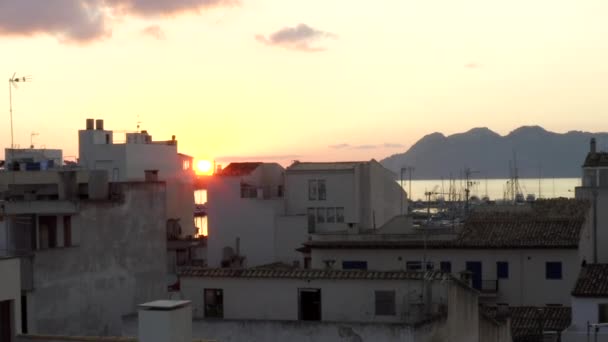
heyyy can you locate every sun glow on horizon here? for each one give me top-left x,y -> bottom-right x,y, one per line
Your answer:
196,160 -> 213,175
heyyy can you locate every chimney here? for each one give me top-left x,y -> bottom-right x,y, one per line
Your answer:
95,119 -> 104,131
138,300 -> 192,342
591,138 -> 597,154
86,118 -> 94,130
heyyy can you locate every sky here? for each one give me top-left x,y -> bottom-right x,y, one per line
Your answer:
2,0 -> 608,166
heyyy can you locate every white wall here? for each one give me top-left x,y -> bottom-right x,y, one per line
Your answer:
207,177 -> 285,267
563,297 -> 608,342
181,276 -> 446,323
576,187 -> 608,264
274,215 -> 309,266
368,161 -> 405,229
0,257 -> 22,335
285,170 -> 357,232
311,248 -> 579,306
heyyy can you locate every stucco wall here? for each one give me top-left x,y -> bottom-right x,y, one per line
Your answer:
0,257 -> 22,335
311,247 -> 579,306
576,187 -> 608,264
29,183 -> 168,336
206,177 -> 285,267
285,170 -> 357,231
368,161 -> 405,229
180,276 -> 447,324
274,215 -> 309,266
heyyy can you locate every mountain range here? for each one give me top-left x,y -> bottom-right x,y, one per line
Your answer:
380,126 -> 608,179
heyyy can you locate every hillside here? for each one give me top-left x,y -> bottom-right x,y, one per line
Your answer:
380,126 -> 608,179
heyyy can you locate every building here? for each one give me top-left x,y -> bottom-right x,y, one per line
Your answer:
3,148 -> 63,171
285,160 -> 407,233
178,266 -> 511,342
304,199 -> 589,307
206,160 -> 407,268
78,118 -> 196,237
0,255 -> 21,342
0,169 -> 168,336
562,264 -> 608,341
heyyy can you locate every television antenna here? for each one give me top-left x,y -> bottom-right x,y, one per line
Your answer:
8,73 -> 32,149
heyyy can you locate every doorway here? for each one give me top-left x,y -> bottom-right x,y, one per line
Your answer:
299,288 -> 321,321
0,300 -> 13,342
466,261 -> 482,290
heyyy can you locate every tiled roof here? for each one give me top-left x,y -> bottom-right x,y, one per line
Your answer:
482,306 -> 571,342
286,161 -> 365,172
584,152 -> 608,167
571,264 -> 608,297
179,267 -> 448,281
306,199 -> 588,250
217,162 -> 262,176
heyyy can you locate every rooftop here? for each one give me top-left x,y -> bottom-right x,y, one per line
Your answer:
286,161 -> 367,172
482,306 -> 571,342
583,151 -> 608,167
571,264 -> 608,297
306,199 -> 588,250
217,162 -> 262,176
179,267 -> 448,281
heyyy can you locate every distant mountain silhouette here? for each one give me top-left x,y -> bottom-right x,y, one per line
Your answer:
381,126 -> 608,179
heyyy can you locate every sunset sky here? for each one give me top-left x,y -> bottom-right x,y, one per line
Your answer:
2,0 -> 608,166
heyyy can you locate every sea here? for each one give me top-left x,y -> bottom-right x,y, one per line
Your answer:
194,177 -> 581,235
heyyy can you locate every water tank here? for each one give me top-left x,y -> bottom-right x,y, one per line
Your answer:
95,119 -> 104,130
86,118 -> 94,130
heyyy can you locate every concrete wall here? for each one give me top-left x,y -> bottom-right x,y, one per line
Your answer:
0,257 -> 22,336
368,161 -> 405,230
576,187 -> 608,263
570,297 -> 608,329
28,183 -> 168,336
206,177 -> 285,267
285,170 -> 357,232
479,315 -> 512,342
180,276 -> 447,324
274,215 -> 309,266
311,247 -> 579,306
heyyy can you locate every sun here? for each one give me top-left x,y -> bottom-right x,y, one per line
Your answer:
196,160 -> 213,175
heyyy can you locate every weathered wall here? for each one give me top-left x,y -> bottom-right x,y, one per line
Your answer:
30,183 -> 168,336
180,276 -> 447,324
447,281 -> 479,342
479,315 -> 512,342
311,247 -> 579,306
274,215 -> 309,266
0,257 -> 22,335
206,177 -> 285,267
368,161 -> 406,230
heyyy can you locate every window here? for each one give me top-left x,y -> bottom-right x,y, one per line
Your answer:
440,261 -> 452,273
318,180 -> 326,200
317,208 -> 325,223
307,208 -> 316,233
38,216 -> 57,249
342,261 -> 367,270
599,304 -> 608,323
308,180 -> 318,200
497,262 -> 509,279
204,289 -> 224,318
375,291 -> 396,316
63,216 -> 72,247
240,183 -> 257,198
326,208 -> 335,223
336,207 -> 345,223
546,262 -> 562,279
406,261 -> 422,271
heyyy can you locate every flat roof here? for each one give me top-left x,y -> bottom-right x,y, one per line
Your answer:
139,300 -> 191,310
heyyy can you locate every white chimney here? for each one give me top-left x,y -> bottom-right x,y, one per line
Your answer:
138,300 -> 192,342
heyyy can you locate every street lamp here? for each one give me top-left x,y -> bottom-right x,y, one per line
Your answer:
8,73 -> 31,150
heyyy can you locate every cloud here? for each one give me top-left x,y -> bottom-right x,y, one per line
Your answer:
256,23 -> 336,52
215,154 -> 302,162
465,62 -> 482,69
0,0 -> 109,43
106,0 -> 238,16
329,143 -> 404,150
329,143 -> 350,149
0,0 -> 235,43
141,25 -> 165,40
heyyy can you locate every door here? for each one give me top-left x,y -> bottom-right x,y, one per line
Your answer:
299,288 -> 321,321
0,300 -> 13,342
466,261 -> 482,290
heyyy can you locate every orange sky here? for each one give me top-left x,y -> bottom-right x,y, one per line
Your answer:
2,0 -> 608,166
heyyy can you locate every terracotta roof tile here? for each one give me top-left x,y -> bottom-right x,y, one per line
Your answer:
178,267 -> 448,281
217,162 -> 262,176
482,306 -> 571,342
571,264 -> 608,297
